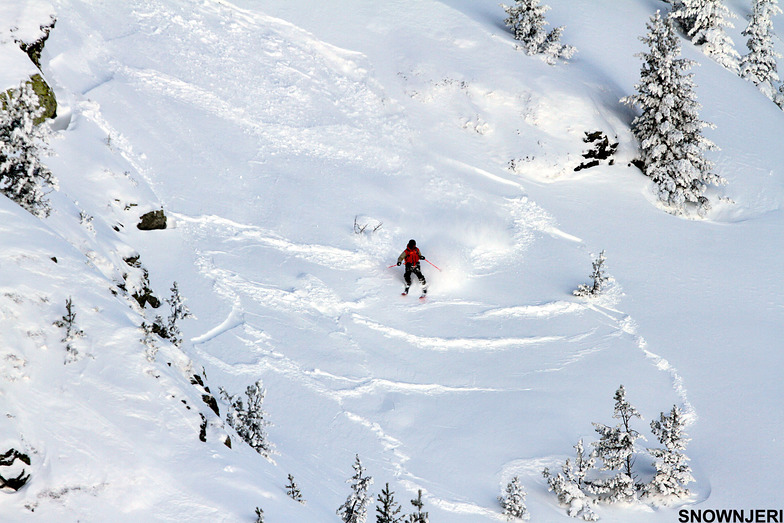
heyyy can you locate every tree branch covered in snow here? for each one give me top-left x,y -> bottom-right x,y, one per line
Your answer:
338,455 -> 374,523
220,380 -> 274,459
502,0 -> 576,64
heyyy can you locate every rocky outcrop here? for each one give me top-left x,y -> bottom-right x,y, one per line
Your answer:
137,209 -> 167,230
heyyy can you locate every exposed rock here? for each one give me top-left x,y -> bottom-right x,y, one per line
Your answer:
0,449 -> 31,492
28,74 -> 57,123
574,130 -> 618,172
15,18 -> 56,69
12,18 -> 58,123
137,209 -> 167,230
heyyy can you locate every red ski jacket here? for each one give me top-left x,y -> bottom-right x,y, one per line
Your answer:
398,247 -> 423,266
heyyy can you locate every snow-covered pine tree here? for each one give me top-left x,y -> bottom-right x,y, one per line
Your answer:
672,0 -> 740,71
140,321 -> 159,362
568,439 -> 595,489
740,0 -> 783,103
164,281 -> 191,347
407,490 -> 429,523
499,476 -> 530,521
376,483 -> 403,523
542,440 -> 598,521
220,380 -> 273,459
338,455 -> 374,523
286,473 -> 305,504
574,250 -> 609,297
622,10 -> 725,216
587,385 -> 645,503
643,405 -> 695,503
54,296 -> 85,363
0,80 -> 55,217
501,0 -> 576,64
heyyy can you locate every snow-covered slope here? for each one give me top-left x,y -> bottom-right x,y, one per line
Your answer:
1,0 -> 782,521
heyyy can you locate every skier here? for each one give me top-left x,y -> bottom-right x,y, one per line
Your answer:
397,239 -> 427,296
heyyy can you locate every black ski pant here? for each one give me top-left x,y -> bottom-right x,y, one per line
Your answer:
404,263 -> 426,288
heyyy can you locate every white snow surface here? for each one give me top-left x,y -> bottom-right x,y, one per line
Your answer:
0,0 -> 782,521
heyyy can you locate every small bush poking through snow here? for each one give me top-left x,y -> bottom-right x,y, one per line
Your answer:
574,251 -> 609,298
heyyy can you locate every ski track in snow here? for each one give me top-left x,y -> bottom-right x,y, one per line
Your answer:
352,314 -> 571,352
177,208 -> 696,518
167,176 -> 698,519
477,300 -> 584,319
176,213 -> 375,271
589,300 -> 696,424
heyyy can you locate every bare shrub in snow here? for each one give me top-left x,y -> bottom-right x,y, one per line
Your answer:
354,215 -> 382,235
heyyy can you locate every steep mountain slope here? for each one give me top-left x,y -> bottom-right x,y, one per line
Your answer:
1,0 -> 782,521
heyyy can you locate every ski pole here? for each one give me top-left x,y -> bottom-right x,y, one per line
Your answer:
424,259 -> 442,271
387,264 -> 398,269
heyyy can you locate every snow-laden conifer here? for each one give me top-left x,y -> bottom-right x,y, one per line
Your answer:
407,489 -> 429,523
622,11 -> 724,216
164,281 -> 191,347
502,0 -> 576,64
574,250 -> 609,298
220,380 -> 274,459
140,321 -> 159,362
588,385 -> 644,503
672,0 -> 740,71
54,297 -> 85,363
0,81 -> 55,217
499,476 -> 530,520
542,440 -> 598,520
643,405 -> 695,503
376,483 -> 403,523
286,473 -> 305,504
740,0 -> 783,103
338,455 -> 374,523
